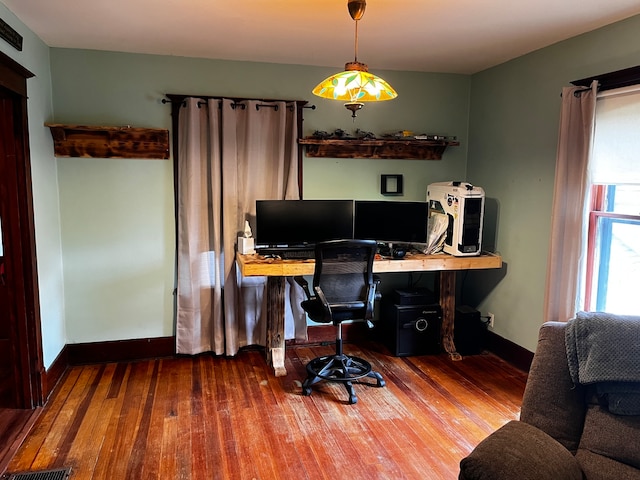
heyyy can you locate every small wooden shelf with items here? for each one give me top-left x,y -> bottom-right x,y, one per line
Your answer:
298,137 -> 459,160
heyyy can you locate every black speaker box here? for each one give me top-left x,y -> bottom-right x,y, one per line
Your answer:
454,305 -> 487,355
381,301 -> 442,356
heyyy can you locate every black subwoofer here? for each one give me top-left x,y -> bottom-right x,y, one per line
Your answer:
454,305 -> 487,355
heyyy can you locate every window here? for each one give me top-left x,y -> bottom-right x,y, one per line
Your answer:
585,184 -> 640,313
585,85 -> 640,314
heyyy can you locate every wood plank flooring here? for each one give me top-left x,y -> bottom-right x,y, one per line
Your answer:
0,407 -> 41,474
4,342 -> 527,479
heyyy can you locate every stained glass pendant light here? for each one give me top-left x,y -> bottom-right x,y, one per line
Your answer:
312,0 -> 397,119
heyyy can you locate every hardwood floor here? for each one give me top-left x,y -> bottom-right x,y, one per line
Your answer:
4,342 -> 527,479
0,407 -> 41,474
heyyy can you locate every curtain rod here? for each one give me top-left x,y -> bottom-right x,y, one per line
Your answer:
162,94 -> 315,109
571,64 -> 640,92
571,82 -> 640,99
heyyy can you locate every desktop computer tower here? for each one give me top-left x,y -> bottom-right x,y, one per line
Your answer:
427,181 -> 485,256
381,292 -> 442,356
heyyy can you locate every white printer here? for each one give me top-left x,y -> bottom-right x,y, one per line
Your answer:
427,181 -> 485,256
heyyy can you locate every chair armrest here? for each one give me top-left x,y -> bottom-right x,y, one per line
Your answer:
313,285 -> 333,323
521,321 -> 586,453
459,421 -> 583,480
293,275 -> 311,299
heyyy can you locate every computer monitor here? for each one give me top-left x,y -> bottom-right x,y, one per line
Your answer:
255,199 -> 354,247
354,200 -> 428,244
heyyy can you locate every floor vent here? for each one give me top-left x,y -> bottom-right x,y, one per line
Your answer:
4,467 -> 71,480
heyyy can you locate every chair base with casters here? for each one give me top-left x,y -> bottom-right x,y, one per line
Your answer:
294,239 -> 386,405
301,325 -> 385,405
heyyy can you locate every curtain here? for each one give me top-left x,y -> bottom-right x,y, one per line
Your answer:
176,97 -> 306,356
543,81 -> 598,324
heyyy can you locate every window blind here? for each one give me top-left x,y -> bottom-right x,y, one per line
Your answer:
592,85 -> 640,185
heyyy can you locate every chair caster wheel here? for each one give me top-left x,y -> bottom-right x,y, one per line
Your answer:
302,386 -> 312,396
370,371 -> 385,388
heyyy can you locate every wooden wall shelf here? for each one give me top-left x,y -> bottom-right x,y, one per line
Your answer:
298,137 -> 459,160
46,124 -> 170,159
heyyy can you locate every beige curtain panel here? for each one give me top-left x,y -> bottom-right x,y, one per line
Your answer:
544,81 -> 597,324
176,97 -> 305,356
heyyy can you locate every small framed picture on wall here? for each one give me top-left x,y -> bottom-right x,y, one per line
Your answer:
381,174 -> 403,196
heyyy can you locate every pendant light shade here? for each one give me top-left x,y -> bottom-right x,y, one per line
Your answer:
312,0 -> 397,118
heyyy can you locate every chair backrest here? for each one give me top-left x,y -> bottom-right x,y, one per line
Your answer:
312,239 -> 377,318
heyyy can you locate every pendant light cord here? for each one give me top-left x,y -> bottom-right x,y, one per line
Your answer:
354,20 -> 359,63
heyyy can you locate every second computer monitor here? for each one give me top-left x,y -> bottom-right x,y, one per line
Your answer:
354,200 -> 428,244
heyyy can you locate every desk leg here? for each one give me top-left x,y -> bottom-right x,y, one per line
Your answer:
265,276 -> 287,376
439,271 -> 462,361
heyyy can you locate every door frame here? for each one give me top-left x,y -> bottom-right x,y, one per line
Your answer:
0,50 -> 44,408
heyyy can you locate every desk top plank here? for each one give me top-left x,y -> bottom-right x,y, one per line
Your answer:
236,252 -> 502,277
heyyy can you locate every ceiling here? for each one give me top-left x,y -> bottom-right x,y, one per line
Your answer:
3,0 -> 640,75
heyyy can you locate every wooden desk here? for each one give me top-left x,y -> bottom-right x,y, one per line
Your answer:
236,252 -> 502,376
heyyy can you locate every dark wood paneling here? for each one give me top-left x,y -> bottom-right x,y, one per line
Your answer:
42,345 -> 68,401
485,330 -> 534,372
0,340 -> 11,406
0,51 -> 33,95
66,337 -> 175,365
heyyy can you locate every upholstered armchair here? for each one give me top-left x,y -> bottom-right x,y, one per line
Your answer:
459,318 -> 640,480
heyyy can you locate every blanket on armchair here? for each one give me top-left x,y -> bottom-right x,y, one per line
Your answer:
565,311 -> 640,415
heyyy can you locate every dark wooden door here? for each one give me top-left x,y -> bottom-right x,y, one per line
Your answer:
0,51 -> 44,409
0,88 -> 25,408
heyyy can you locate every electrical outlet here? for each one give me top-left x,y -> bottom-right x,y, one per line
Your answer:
487,312 -> 495,328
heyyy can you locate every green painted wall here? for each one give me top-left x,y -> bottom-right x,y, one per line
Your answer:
467,14 -> 640,351
5,0 -> 640,362
50,49 -> 471,344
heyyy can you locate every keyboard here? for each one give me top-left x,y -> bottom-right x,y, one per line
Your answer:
257,247 -> 315,259
279,249 -> 315,259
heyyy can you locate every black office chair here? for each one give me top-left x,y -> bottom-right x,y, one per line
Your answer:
294,239 -> 385,404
